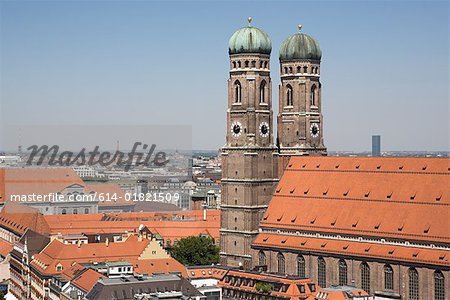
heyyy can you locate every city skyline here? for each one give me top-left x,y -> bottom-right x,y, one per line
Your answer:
0,1 -> 448,152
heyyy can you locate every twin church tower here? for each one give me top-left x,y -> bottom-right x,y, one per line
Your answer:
220,18 -> 327,268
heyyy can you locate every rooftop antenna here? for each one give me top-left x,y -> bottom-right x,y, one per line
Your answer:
298,24 -> 302,32
18,128 -> 22,154
116,140 -> 120,152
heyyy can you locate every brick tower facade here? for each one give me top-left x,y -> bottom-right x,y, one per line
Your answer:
277,25 -> 327,176
220,18 -> 278,269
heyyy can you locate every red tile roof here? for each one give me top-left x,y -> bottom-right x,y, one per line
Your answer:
2,168 -> 83,202
187,266 -> 228,280
219,269 -> 318,300
253,233 -> 449,267
31,235 -> 187,277
31,235 -> 150,275
0,238 -> 13,258
0,202 -> 50,235
255,156 -> 450,267
71,268 -> 105,293
43,210 -> 220,241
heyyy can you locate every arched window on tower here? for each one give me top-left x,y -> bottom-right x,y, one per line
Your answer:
409,268 -> 419,300
260,80 -> 266,103
361,262 -> 370,293
232,61 -> 236,69
318,257 -> 326,287
277,253 -> 285,275
384,264 -> 394,291
286,85 -> 293,106
434,270 -> 445,300
310,85 -> 316,106
339,259 -> 347,286
297,255 -> 305,278
258,251 -> 266,266
234,80 -> 241,103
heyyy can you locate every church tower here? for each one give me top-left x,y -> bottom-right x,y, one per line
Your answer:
277,25 -> 327,176
220,18 -> 278,269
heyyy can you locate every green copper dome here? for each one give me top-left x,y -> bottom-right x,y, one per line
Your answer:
229,17 -> 272,55
279,25 -> 321,61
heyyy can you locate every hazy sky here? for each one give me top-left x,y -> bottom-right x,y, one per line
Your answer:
0,1 -> 448,151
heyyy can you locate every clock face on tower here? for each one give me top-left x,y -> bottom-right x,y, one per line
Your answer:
259,122 -> 269,137
310,123 -> 320,138
231,122 -> 242,137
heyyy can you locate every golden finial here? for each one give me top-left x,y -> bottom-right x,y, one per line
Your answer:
298,24 -> 303,32
248,17 -> 253,26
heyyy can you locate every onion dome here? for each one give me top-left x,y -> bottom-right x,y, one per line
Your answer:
228,17 -> 272,55
279,25 -> 322,61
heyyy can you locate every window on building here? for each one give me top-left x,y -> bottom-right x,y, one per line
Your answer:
73,209 -> 78,215
384,264 -> 394,291
260,80 -> 266,103
258,251 -> 266,266
286,85 -> 293,106
277,253 -> 285,275
310,85 -> 316,106
339,259 -> 347,286
318,257 -> 326,287
84,208 -> 89,214
409,268 -> 419,300
434,270 -> 445,300
360,262 -> 370,293
234,80 -> 241,103
62,209 -> 66,215
297,255 -> 305,278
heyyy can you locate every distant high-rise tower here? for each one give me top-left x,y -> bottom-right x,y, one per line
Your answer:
220,18 -> 278,269
277,25 -> 327,176
372,135 -> 381,156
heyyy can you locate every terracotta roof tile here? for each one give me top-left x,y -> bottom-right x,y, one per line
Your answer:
261,156 -> 450,244
253,233 -> 450,267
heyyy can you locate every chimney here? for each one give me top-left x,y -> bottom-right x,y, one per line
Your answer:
77,240 -> 82,248
105,238 -> 109,247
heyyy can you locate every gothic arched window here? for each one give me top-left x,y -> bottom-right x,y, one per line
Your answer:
277,253 -> 285,275
310,85 -> 316,106
361,262 -> 370,293
286,85 -> 293,106
409,268 -> 419,300
258,251 -> 266,266
318,257 -> 326,287
384,264 -> 394,291
339,259 -> 347,286
260,80 -> 266,103
297,255 -> 305,278
234,80 -> 241,103
434,270 -> 445,300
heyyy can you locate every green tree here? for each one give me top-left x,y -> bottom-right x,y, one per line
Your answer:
169,236 -> 219,266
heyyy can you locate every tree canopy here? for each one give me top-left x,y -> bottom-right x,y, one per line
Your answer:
169,236 -> 219,266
